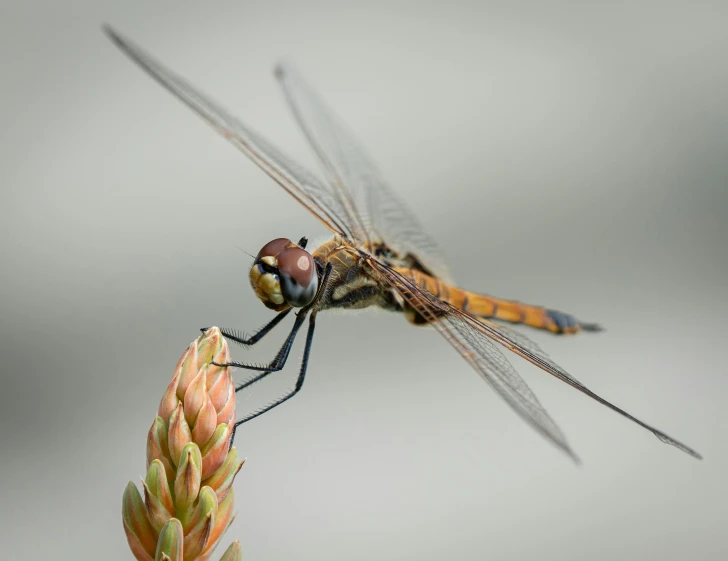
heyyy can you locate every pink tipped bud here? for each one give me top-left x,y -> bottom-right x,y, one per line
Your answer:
203,447 -> 244,504
159,371 -> 182,421
200,424 -> 231,479
207,368 -> 233,419
196,328 -> 223,366
168,403 -> 193,467
124,328 -> 242,561
147,417 -> 172,474
192,397 -> 218,446
215,382 -> 236,428
184,368 -> 208,426
177,343 -> 200,398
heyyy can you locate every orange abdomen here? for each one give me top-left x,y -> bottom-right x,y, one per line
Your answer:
394,268 -> 600,335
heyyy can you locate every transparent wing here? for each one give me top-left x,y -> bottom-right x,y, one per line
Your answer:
104,26 -> 357,240
480,319 -> 554,363
276,62 -> 455,284
370,259 -> 702,461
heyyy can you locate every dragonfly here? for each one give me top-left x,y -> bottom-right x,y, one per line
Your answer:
104,25 -> 701,462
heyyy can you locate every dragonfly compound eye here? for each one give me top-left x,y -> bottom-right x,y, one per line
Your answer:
257,237 -> 292,260
277,247 -> 318,307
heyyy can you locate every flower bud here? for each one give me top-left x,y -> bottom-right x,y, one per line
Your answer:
183,486 -> 218,534
123,481 -> 157,561
168,403 -> 193,466
192,398 -> 218,445
145,459 -> 175,516
203,447 -> 244,504
200,424 -> 231,479
174,443 -> 202,516
122,328 -> 242,561
204,489 -> 236,557
184,369 -> 208,426
155,518 -> 184,561
183,510 -> 214,560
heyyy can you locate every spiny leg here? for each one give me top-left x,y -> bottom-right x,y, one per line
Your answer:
202,308 -> 292,348
230,310 -> 318,447
213,311 -> 307,376
226,262 -> 333,446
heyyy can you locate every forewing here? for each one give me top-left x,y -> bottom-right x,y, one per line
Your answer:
371,260 -> 702,460
104,26 -> 356,239
276,62 -> 455,284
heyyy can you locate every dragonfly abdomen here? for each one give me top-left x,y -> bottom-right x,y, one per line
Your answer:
463,291 -> 603,334
394,267 -> 600,335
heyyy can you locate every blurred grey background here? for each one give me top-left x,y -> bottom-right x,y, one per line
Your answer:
1,1 -> 726,560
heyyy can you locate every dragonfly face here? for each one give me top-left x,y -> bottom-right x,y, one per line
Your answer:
250,237 -> 319,311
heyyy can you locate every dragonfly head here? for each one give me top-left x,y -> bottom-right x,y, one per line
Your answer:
249,238 -> 319,311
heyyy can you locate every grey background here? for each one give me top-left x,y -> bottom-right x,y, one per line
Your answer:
1,1 -> 726,560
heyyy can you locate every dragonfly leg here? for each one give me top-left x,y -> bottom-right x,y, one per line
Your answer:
201,308 -> 292,348
213,311 -> 308,380
229,310 -> 318,447
227,263 -> 332,446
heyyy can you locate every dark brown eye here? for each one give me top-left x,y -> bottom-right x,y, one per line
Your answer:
257,238 -> 292,259
277,247 -> 315,287
277,247 -> 318,307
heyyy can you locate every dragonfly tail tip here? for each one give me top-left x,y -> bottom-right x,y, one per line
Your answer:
581,322 -> 604,333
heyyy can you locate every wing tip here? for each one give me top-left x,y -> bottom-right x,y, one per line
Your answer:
552,435 -> 581,464
688,449 -> 704,461
567,448 -> 582,465
656,433 -> 703,460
